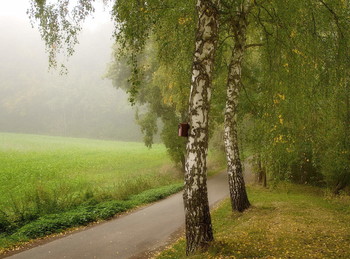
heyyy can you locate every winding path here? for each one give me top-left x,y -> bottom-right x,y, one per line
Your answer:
6,165 -> 252,259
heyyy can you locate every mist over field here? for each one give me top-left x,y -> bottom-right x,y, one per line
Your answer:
0,10 -> 141,141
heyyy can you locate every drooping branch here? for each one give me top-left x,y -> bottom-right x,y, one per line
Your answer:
241,82 -> 259,115
245,43 -> 264,49
27,0 -> 96,72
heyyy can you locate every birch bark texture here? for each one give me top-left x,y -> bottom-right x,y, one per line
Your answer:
183,0 -> 219,255
224,3 -> 251,212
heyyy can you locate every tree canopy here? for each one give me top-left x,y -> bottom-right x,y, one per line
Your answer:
28,0 -> 350,191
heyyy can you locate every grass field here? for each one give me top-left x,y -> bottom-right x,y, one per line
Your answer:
156,184 -> 350,259
0,132 -> 185,250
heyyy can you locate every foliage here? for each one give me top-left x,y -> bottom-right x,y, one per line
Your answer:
237,0 -> 350,192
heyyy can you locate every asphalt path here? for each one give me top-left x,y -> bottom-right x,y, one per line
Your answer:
6,172 -> 231,259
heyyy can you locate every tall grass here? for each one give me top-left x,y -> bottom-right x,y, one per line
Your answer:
0,133 -> 181,232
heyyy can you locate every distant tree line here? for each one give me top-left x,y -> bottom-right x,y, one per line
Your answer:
0,23 -> 141,141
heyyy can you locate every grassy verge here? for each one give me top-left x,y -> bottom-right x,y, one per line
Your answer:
155,183 -> 350,259
0,183 -> 182,253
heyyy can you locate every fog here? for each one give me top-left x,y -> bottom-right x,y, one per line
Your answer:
0,3 -> 142,141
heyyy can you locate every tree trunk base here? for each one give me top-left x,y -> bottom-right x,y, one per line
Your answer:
228,172 -> 251,212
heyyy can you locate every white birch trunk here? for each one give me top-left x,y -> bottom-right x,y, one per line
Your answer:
183,0 -> 219,255
224,4 -> 251,212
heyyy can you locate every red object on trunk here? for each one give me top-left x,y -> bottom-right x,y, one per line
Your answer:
178,123 -> 190,137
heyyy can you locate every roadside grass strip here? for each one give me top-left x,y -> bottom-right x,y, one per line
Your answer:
156,184 -> 350,259
0,183 -> 182,252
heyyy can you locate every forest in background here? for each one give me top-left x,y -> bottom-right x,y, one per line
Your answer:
0,16 -> 141,141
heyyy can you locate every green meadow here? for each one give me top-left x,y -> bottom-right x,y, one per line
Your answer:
0,132 -> 184,250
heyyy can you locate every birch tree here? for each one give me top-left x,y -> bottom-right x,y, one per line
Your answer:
221,1 -> 253,212
183,0 -> 219,253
